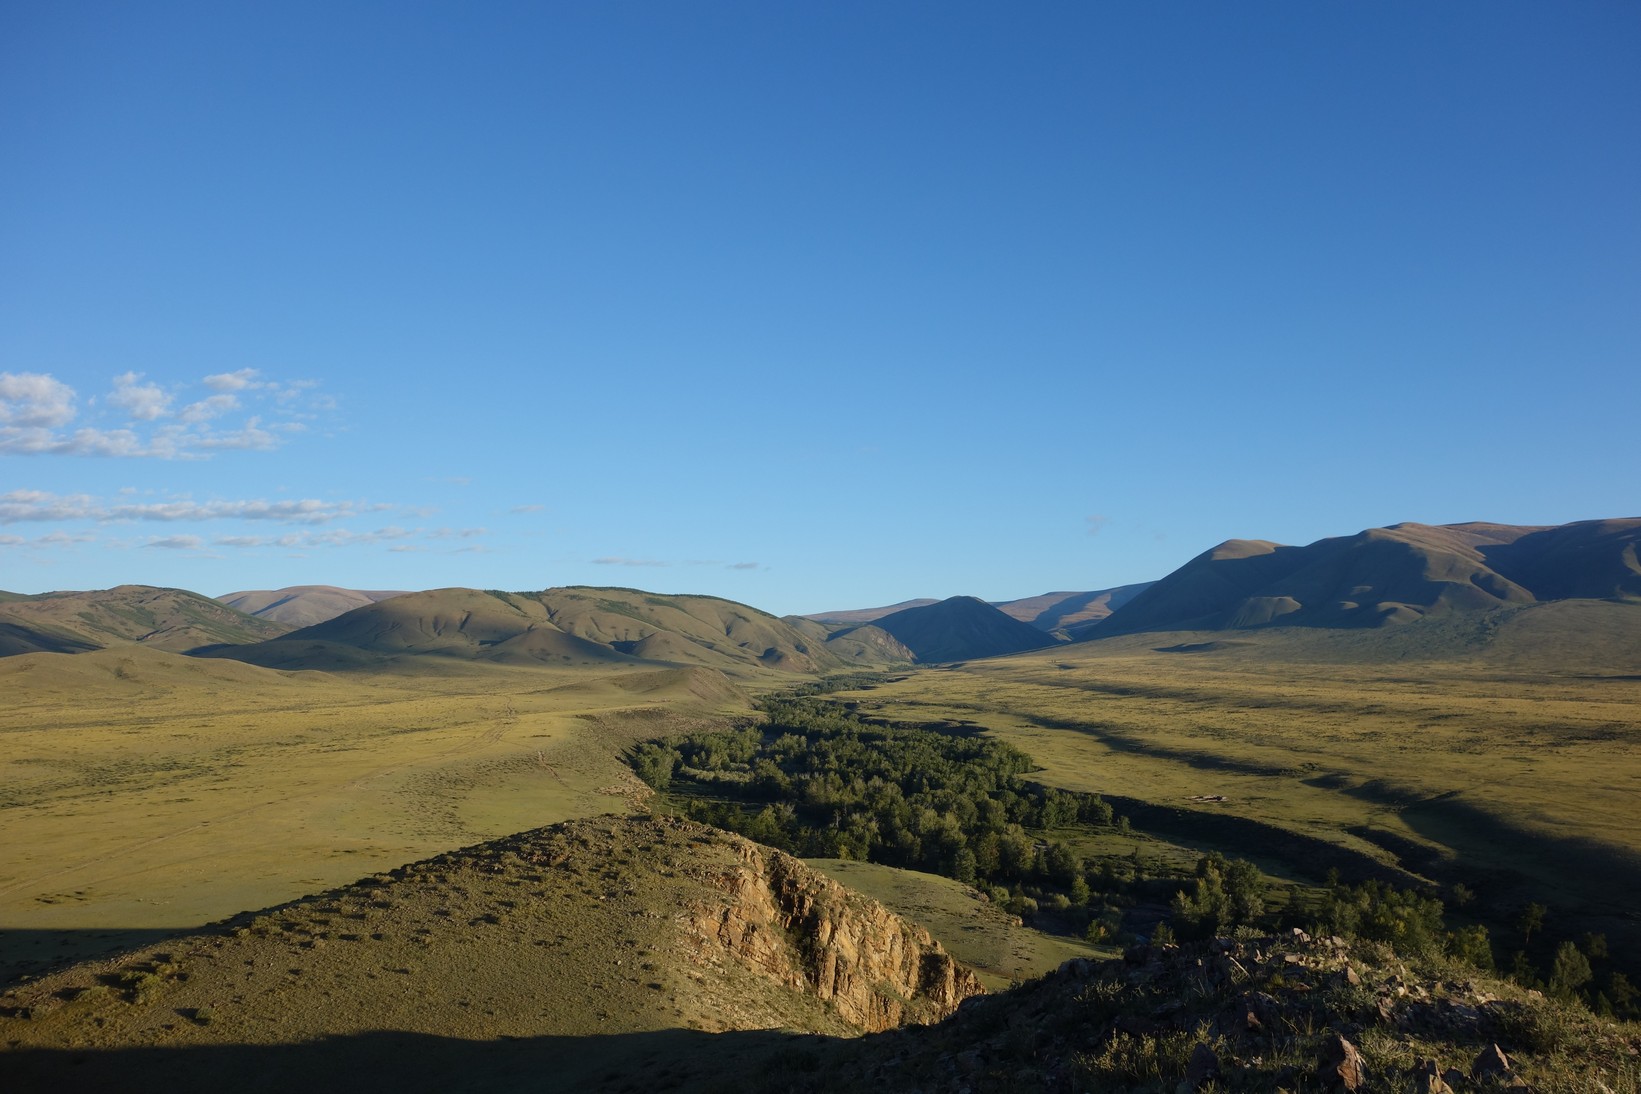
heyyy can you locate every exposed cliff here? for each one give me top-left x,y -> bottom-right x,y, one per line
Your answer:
685,835 -> 983,1031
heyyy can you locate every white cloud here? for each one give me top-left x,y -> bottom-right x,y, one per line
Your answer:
144,535 -> 206,550
0,372 -> 77,429
108,372 -> 173,421
177,393 -> 240,423
0,370 -> 328,458
203,368 -> 262,392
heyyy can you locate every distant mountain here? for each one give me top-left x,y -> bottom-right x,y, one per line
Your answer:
1095,517 -> 1641,636
205,586 -> 870,675
820,622 -> 919,664
804,599 -> 940,626
0,585 -> 291,657
843,595 -> 1062,663
808,586 -> 1158,643
994,584 -> 1155,639
217,585 -> 410,628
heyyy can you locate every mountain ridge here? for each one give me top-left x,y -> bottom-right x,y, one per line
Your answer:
1094,517 -> 1641,637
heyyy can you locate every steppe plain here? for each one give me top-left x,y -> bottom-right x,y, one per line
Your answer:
3,564 -> 1640,1092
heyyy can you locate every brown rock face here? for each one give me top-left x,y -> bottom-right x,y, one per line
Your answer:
1319,1031 -> 1367,1090
685,835 -> 985,1032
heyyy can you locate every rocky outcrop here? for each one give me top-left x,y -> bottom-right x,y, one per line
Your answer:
685,834 -> 984,1031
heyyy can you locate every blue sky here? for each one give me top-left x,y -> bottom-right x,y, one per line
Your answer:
3,2 -> 1637,616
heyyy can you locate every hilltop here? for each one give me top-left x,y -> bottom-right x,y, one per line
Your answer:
994,583 -> 1156,639
217,585 -> 411,628
1095,517 -> 1641,637
852,595 -> 1062,662
810,586 -> 1157,644
202,586 -> 879,676
0,585 -> 290,656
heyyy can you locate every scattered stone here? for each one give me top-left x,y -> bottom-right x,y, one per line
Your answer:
1184,1041 -> 1219,1088
1472,1043 -> 1512,1081
1318,1031 -> 1367,1091
1411,1058 -> 1452,1094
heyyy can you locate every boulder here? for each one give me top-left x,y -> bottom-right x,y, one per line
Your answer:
1319,1031 -> 1367,1091
1472,1043 -> 1513,1081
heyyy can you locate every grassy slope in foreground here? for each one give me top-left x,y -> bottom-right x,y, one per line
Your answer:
1,815 -> 981,1093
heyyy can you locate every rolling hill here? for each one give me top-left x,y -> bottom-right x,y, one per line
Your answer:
839,595 -> 1062,663
803,598 -> 940,626
1095,517 -> 1641,636
205,586 -> 876,675
993,583 -> 1155,639
0,585 -> 291,657
217,585 -> 411,628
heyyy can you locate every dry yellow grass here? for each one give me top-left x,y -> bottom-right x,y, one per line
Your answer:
0,648 -> 754,977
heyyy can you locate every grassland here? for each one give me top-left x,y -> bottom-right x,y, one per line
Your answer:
833,622 -> 1641,972
804,858 -> 1108,989
0,648 -> 752,979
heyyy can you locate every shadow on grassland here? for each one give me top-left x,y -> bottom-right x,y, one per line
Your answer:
1,1026 -> 867,1094
1,929 -> 193,988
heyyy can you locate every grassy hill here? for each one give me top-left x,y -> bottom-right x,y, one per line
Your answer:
217,585 -> 411,628
0,585 -> 291,656
802,598 -> 940,626
841,595 -> 1062,663
0,815 -> 982,1092
1096,517 -> 1641,636
995,583 -> 1155,639
205,586 -> 870,677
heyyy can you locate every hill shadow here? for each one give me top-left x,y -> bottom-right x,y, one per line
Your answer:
1,928 -> 195,988
2,1025 -> 866,1094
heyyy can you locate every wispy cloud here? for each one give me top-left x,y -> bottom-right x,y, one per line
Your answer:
651,557 -> 761,571
0,489 -> 389,526
207,526 -> 485,550
0,530 -> 96,549
144,535 -> 206,550
1086,514 -> 1110,537
0,370 -> 329,458
591,556 -> 668,567
509,504 -> 545,514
